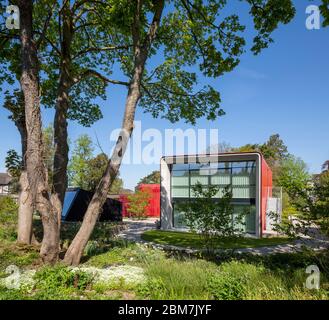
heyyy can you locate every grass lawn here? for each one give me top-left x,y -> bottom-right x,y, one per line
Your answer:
141,230 -> 293,249
2,196 -> 329,300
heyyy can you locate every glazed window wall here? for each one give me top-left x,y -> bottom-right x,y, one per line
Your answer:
171,161 -> 257,233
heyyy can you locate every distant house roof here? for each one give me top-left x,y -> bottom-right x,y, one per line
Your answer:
0,173 -> 12,186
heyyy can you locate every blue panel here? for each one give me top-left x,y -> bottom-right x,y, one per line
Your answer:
62,191 -> 78,220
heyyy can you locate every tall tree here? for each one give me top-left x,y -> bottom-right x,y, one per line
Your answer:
64,0 -> 296,265
259,134 -> 289,168
1,0 -> 119,259
68,134 -> 94,189
85,153 -> 123,194
18,0 -> 59,262
68,137 -> 123,193
126,188 -> 152,219
277,155 -> 311,212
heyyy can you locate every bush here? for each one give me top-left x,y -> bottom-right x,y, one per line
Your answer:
207,272 -> 246,300
0,197 -> 18,241
34,265 -> 94,291
126,189 -> 151,219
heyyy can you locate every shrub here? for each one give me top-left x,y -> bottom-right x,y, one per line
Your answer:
126,189 -> 151,219
0,196 -> 18,241
207,272 -> 246,300
177,183 -> 246,251
34,265 -> 94,291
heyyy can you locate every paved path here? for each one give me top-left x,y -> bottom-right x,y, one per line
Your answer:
118,219 -> 329,256
117,218 -> 157,242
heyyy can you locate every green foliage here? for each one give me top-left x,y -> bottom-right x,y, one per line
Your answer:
320,0 -> 329,27
313,171 -> 329,222
126,189 -> 152,219
85,242 -> 166,268
5,150 -> 21,193
104,0 -> 296,125
68,136 -> 123,192
207,271 -> 246,300
141,230 -> 291,249
68,135 -> 94,189
34,265 -> 94,292
1,240 -> 329,300
277,156 -> 311,215
0,196 -> 18,241
234,134 -> 289,171
259,134 -> 289,169
178,183 -> 245,250
137,170 -> 160,188
137,250 -> 329,300
32,218 -> 125,251
85,153 -> 123,193
139,258 -> 215,300
1,0 -> 107,126
278,156 -> 310,197
0,244 -> 40,269
5,150 -> 21,179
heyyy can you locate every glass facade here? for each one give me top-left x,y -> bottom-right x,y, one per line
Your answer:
171,161 -> 257,233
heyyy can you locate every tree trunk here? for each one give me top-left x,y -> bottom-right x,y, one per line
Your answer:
13,100 -> 35,244
17,171 -> 34,244
63,90 -> 139,265
64,0 -> 164,265
19,0 -> 59,263
51,3 -> 72,231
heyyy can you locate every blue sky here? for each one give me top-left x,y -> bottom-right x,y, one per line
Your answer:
0,0 -> 328,190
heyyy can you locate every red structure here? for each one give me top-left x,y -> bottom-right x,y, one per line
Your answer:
261,156 -> 273,236
119,184 -> 160,218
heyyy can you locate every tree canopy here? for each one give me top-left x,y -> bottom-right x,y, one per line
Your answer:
137,170 -> 160,188
0,0 -> 303,264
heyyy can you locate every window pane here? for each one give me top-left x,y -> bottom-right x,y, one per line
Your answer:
210,171 -> 231,185
173,200 -> 188,228
172,187 -> 189,198
190,171 -> 208,186
172,170 -> 189,187
232,186 -> 256,198
232,204 -> 256,234
172,164 -> 189,171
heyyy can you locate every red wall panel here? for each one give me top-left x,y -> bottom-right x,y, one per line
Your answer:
119,184 -> 160,218
261,157 -> 273,235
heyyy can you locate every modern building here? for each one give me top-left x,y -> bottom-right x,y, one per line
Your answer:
62,188 -> 122,222
0,173 -> 12,195
160,152 -> 279,238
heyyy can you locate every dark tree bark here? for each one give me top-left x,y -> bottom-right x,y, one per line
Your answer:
64,0 -> 165,265
18,0 -> 59,263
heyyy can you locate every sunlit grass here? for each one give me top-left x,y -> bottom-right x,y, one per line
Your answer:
141,230 -> 292,249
